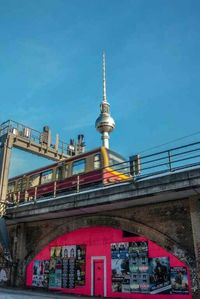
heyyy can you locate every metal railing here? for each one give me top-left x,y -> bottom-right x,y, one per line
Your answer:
6,139 -> 200,208
135,140 -> 200,180
0,120 -> 84,156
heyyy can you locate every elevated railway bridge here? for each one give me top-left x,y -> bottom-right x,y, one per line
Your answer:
0,120 -> 200,298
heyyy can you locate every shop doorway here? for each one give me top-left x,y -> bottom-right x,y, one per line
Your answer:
91,256 -> 107,297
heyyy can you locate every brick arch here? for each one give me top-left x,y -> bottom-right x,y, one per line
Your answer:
27,214 -> 194,269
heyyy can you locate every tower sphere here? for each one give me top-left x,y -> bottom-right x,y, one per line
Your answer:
95,52 -> 115,148
95,113 -> 115,134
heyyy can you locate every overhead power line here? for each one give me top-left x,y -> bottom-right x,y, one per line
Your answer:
139,130 -> 200,154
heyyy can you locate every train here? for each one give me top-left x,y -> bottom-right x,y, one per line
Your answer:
7,146 -> 131,203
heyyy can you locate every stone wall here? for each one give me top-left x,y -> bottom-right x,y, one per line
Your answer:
7,196 -> 199,297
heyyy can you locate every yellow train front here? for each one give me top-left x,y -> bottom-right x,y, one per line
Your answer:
7,147 -> 130,204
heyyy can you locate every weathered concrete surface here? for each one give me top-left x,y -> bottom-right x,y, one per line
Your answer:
5,168 -> 200,297
6,168 -> 200,222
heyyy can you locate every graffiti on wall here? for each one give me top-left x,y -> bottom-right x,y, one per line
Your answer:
0,243 -> 11,285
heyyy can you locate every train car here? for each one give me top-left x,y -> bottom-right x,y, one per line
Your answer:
7,147 -> 130,204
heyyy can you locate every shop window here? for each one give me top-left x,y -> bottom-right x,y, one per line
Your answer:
41,169 -> 53,184
94,154 -> 101,169
72,159 -> 85,175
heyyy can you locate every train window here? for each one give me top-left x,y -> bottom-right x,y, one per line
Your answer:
56,164 -> 68,180
16,179 -> 22,192
29,174 -> 40,188
108,152 -> 129,174
21,177 -> 27,191
108,152 -> 125,166
63,165 -> 68,178
56,166 -> 62,180
16,178 -> 26,192
8,182 -> 15,193
94,154 -> 101,169
41,169 -> 53,184
72,159 -> 85,175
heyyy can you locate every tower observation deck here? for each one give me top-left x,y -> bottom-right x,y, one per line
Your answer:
95,52 -> 115,149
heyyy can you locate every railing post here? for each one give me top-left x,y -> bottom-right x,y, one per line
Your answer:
77,175 -> 80,193
168,150 -> 172,171
34,187 -> 37,202
53,181 -> 57,198
18,191 -> 20,203
25,190 -> 28,202
129,155 -> 141,177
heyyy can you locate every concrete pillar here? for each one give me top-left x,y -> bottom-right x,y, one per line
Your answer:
189,195 -> 200,291
11,223 -> 27,287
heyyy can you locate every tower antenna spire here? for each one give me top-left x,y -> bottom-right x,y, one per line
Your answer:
103,51 -> 107,102
95,51 -> 115,149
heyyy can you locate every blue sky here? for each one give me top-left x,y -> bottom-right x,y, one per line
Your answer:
1,0 -> 200,177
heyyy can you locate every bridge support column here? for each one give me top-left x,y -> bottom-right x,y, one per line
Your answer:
11,223 -> 27,287
0,134 -> 13,214
189,196 -> 200,292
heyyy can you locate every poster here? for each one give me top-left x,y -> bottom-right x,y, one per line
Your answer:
129,260 -> 149,293
171,267 -> 189,294
112,258 -> 129,292
75,245 -> 86,286
129,241 -> 148,258
111,243 -> 120,259
32,260 -> 49,288
62,245 -> 76,259
129,243 -> 149,293
119,242 -> 129,259
50,246 -> 62,258
139,273 -> 150,293
49,247 -> 62,288
129,273 -> 150,293
130,273 -> 140,293
68,256 -> 75,288
111,242 -> 149,293
55,257 -> 62,288
149,257 -> 171,294
61,245 -> 86,289
138,256 -> 149,272
62,252 -> 68,288
129,256 -> 139,273
49,258 -> 56,287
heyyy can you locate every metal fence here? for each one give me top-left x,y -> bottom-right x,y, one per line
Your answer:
132,140 -> 200,180
0,120 -> 71,156
5,139 -> 200,207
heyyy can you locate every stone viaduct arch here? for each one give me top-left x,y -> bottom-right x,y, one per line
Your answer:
27,214 -> 194,269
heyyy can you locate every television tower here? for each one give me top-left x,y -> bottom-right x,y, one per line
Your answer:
95,52 -> 115,148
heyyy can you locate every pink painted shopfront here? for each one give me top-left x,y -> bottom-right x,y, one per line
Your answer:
26,227 -> 192,298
